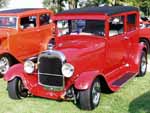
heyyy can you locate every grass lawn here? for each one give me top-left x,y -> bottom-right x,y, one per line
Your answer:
0,71 -> 150,113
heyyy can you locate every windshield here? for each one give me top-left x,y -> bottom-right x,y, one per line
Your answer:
57,19 -> 105,37
0,16 -> 17,28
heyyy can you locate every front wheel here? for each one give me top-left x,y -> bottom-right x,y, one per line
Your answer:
137,51 -> 147,77
78,78 -> 101,110
7,77 -> 28,99
0,55 -> 13,77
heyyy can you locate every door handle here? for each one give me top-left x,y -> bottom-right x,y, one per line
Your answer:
124,36 -> 129,40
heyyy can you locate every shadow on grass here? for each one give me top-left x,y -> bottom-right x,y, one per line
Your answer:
129,91 -> 150,113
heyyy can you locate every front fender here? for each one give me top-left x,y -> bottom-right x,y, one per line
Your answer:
4,64 -> 30,89
74,70 -> 100,90
4,64 -> 24,81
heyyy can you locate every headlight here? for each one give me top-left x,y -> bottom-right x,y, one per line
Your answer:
24,60 -> 35,74
62,63 -> 74,78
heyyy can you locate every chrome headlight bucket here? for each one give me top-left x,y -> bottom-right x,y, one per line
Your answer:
62,63 -> 74,78
24,60 -> 35,74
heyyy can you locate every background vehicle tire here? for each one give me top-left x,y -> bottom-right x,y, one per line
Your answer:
8,77 -> 28,99
78,78 -> 101,110
0,55 -> 13,77
137,51 -> 147,77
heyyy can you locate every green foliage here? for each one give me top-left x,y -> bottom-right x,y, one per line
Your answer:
0,0 -> 8,8
140,0 -> 150,16
83,0 -> 109,7
43,0 -> 78,13
43,0 -> 65,13
42,0 -> 150,16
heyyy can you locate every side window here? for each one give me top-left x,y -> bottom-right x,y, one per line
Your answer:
127,14 -> 136,32
109,16 -> 124,37
40,13 -> 50,26
20,16 -> 36,29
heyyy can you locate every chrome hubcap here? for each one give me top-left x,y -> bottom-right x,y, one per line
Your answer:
92,81 -> 100,105
0,57 -> 9,74
141,56 -> 147,73
18,79 -> 27,98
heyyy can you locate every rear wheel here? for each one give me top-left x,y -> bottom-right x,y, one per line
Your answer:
140,40 -> 150,53
8,77 -> 28,99
137,51 -> 147,77
78,78 -> 101,110
0,55 -> 13,77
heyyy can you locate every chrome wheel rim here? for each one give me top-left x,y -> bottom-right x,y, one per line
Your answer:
18,79 -> 27,98
0,57 -> 10,74
92,81 -> 101,105
141,56 -> 147,74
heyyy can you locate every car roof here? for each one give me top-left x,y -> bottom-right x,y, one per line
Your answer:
0,8 -> 52,16
58,6 -> 138,16
0,8 -> 44,14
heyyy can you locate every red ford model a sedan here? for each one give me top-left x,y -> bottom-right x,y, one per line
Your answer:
4,6 -> 147,110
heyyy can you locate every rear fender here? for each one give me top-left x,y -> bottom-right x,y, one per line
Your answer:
74,70 -> 100,90
128,43 -> 147,72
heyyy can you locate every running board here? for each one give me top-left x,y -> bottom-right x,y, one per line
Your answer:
112,72 -> 135,87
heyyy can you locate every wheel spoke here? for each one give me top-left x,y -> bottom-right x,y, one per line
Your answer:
141,56 -> 147,73
92,81 -> 101,105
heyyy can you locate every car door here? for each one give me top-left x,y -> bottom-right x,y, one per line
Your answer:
106,15 -> 129,72
11,15 -> 40,60
36,13 -> 53,51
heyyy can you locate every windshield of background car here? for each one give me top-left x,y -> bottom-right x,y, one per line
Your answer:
57,20 -> 105,37
0,16 -> 17,28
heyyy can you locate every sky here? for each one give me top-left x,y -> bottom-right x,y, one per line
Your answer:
5,0 -> 43,9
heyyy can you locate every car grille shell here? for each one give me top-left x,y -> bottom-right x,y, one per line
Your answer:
38,52 -> 65,90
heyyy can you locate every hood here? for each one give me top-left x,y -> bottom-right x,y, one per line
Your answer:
0,28 -> 17,39
54,35 -> 105,62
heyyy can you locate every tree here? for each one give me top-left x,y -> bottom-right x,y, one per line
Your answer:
43,0 -> 65,13
0,0 -> 8,8
81,0 -> 109,7
140,0 -> 150,16
43,0 -> 79,12
67,0 -> 79,9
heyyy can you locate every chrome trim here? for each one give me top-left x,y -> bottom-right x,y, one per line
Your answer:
38,72 -> 62,77
41,50 -> 66,63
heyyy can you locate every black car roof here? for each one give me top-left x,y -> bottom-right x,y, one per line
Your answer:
58,6 -> 139,15
0,8 -> 44,14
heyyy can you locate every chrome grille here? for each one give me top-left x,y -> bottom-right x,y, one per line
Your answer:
38,52 -> 64,89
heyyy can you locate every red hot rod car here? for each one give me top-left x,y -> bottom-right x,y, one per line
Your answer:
4,6 -> 147,110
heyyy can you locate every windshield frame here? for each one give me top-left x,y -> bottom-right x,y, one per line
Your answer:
0,16 -> 18,29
